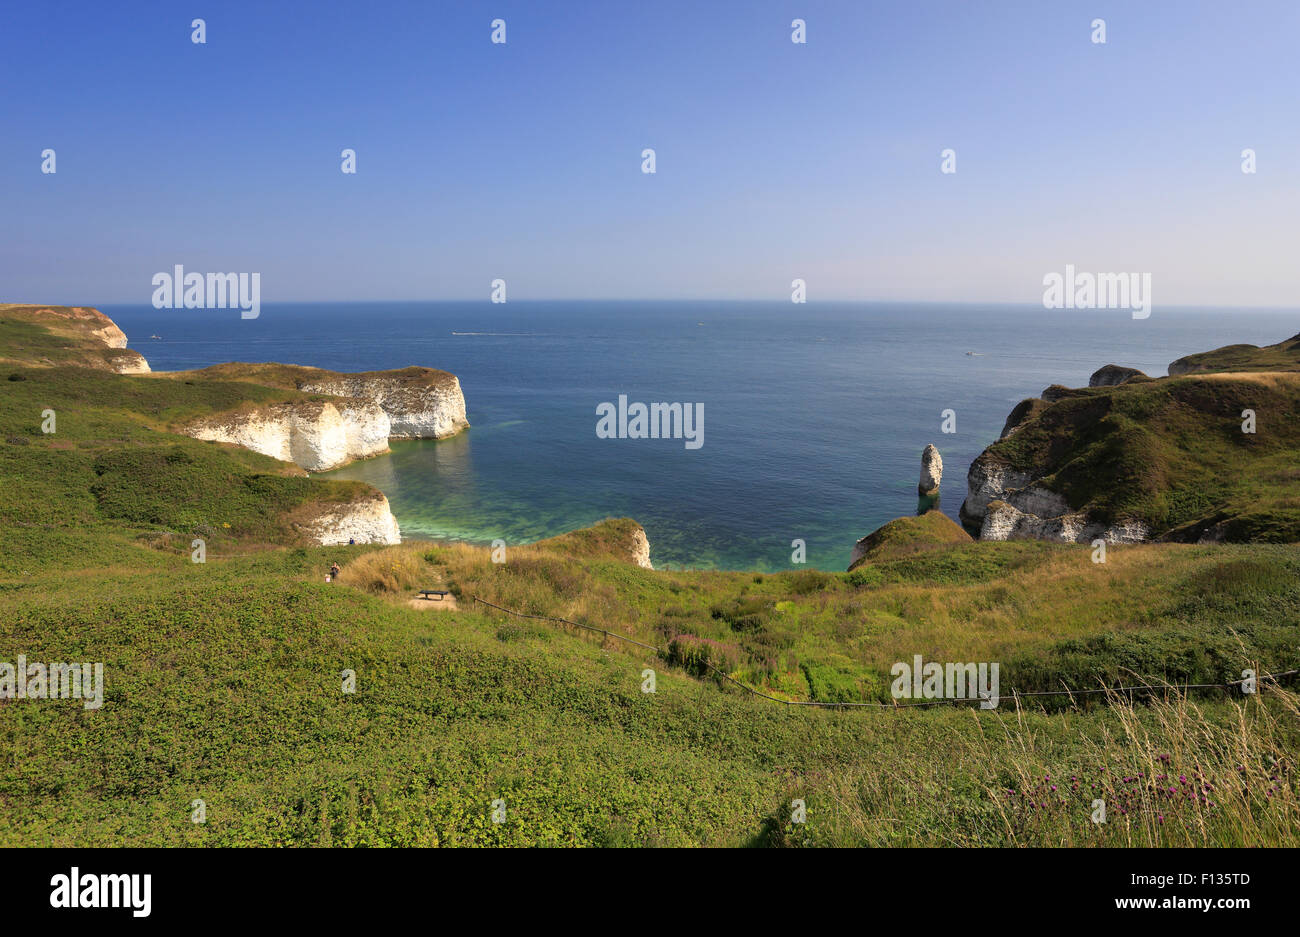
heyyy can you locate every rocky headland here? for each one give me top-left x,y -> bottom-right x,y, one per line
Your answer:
0,304 -> 150,374
958,333 -> 1300,545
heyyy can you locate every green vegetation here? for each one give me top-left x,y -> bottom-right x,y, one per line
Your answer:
0,310 -> 1296,846
3,527 -> 1296,847
848,509 -> 972,568
1169,332 -> 1300,375
0,313 -> 140,373
0,360 -> 373,557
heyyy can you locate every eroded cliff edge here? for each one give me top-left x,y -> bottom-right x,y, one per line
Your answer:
959,334 -> 1300,545
178,363 -> 469,472
0,303 -> 150,374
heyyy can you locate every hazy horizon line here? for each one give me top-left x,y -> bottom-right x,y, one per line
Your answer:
67,297 -> 1300,313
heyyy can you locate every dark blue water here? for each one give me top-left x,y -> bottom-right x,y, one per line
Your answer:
103,302 -> 1297,570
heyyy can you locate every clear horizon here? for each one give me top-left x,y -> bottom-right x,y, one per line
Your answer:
4,0 -> 1299,307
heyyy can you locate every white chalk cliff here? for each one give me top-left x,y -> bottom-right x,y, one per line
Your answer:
179,364 -> 469,472
960,451 -> 1151,544
298,491 -> 402,545
298,370 -> 469,439
185,399 -> 391,472
980,500 -> 1150,544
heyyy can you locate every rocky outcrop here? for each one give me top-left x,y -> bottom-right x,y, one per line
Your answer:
918,444 -> 942,495
959,449 -> 1153,544
15,305 -> 129,347
1089,364 -> 1147,387
981,500 -> 1150,544
297,491 -> 401,545
185,399 -> 391,472
999,398 -> 1047,439
958,455 -> 1034,530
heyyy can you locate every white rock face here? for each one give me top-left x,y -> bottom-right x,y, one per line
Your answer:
981,500 -> 1149,544
630,525 -> 653,569
958,457 -> 1033,529
919,444 -> 943,495
962,454 -> 1149,544
92,321 -> 128,348
1002,481 -> 1071,519
110,351 -> 151,374
186,399 -> 390,472
301,492 -> 401,545
300,373 -> 469,439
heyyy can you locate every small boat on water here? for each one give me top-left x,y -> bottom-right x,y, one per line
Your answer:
149,334 -> 162,340
965,351 -> 983,356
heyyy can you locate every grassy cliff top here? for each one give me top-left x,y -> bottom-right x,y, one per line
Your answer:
0,305 -> 147,373
1169,331 -> 1300,375
183,361 -> 461,392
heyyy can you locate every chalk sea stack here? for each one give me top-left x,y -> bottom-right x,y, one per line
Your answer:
918,444 -> 942,495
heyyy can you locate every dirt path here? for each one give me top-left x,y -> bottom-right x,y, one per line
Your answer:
406,593 -> 458,611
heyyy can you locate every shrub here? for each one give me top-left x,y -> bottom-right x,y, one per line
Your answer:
786,569 -> 832,595
667,634 -> 741,677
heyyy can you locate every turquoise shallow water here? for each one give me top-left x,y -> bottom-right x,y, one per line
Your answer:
105,301 -> 1298,570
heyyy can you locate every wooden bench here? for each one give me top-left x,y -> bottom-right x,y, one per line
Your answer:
417,589 -> 450,601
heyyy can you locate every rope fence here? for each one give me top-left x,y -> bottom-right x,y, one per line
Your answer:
471,595 -> 1299,711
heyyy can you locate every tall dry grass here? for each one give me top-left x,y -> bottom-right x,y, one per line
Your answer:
806,683 -> 1299,847
334,545 -> 431,594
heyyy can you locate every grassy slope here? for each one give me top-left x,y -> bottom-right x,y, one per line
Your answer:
0,315 -> 139,373
848,510 -> 972,569
1170,332 -> 1300,375
1,315 -> 1297,846
3,532 -> 1296,847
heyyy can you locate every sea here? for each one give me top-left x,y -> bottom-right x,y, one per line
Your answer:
101,301 -> 1298,571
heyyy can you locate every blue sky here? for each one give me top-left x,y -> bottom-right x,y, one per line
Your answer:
2,0 -> 1298,305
